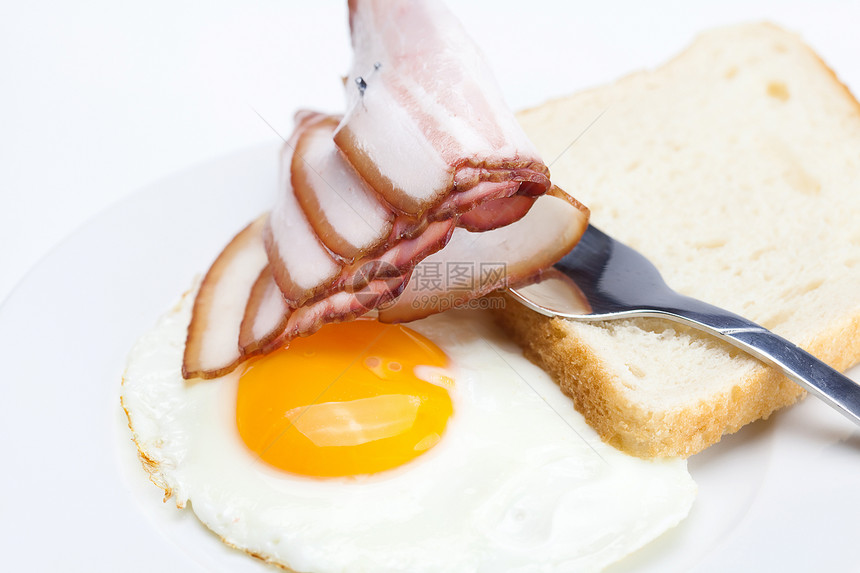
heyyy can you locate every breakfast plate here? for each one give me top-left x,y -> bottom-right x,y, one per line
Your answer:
1,143 -> 858,572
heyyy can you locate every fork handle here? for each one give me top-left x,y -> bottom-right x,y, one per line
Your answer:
655,299 -> 860,426
721,327 -> 860,425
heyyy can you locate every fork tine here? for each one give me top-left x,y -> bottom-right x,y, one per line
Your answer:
552,225 -> 671,314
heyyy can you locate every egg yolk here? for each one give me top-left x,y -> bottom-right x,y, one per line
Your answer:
236,319 -> 453,477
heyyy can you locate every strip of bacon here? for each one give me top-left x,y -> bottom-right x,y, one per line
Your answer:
264,144 -> 342,307
183,215 -> 270,380
291,112 -> 395,262
333,0 -> 550,217
238,265 -> 290,357
377,189 -> 589,323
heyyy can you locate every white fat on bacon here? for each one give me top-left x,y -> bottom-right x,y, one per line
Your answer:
333,0 -> 549,215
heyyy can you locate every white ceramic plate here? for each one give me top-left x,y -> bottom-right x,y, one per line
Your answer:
1,144 -> 858,572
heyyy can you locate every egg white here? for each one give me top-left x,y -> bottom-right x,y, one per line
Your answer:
121,289 -> 696,573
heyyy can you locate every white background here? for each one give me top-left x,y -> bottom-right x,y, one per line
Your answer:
2,0 -> 859,305
2,3 -> 860,571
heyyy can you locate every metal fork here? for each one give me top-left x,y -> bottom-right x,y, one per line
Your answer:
508,224 -> 860,426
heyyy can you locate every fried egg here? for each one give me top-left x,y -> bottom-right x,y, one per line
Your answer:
121,289 -> 696,572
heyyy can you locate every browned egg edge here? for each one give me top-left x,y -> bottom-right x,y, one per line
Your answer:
119,287 -> 301,573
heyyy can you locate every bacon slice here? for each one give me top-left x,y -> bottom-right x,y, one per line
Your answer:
238,265 -> 290,357
377,189 -> 589,323
265,144 -> 342,307
333,0 -> 550,217
183,215 -> 270,380
291,113 -> 395,262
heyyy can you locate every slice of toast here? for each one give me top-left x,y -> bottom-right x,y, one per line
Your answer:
498,23 -> 860,458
